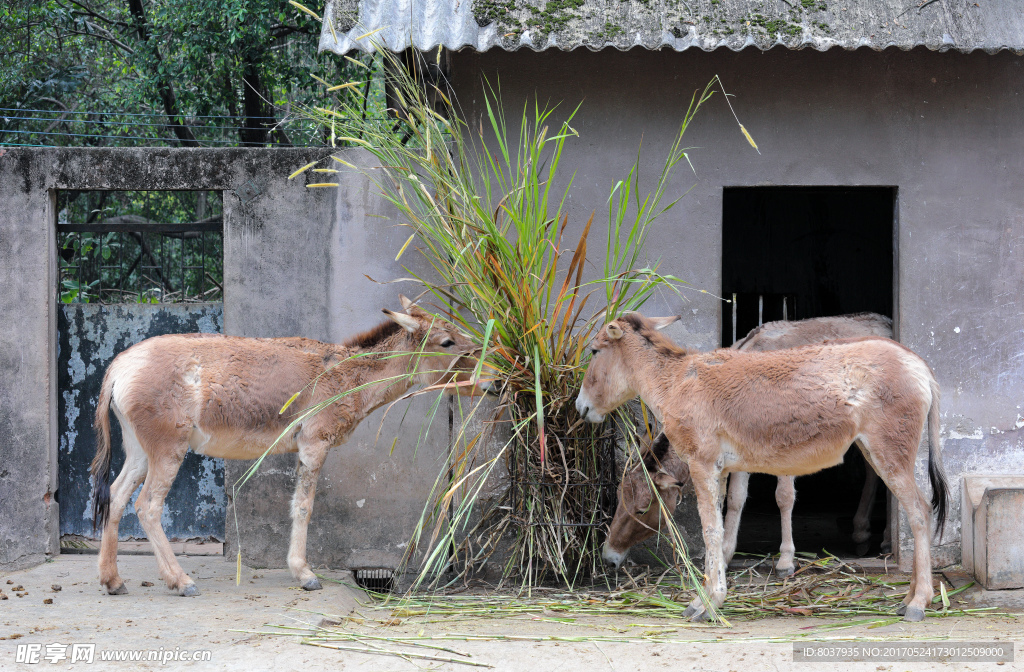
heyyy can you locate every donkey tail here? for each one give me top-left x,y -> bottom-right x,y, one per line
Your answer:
927,377 -> 949,541
90,366 -> 115,531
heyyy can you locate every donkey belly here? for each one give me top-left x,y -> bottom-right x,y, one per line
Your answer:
189,425 -> 298,459
728,437 -> 852,477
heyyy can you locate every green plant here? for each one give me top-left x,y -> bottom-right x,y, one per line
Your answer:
292,29 -> 756,615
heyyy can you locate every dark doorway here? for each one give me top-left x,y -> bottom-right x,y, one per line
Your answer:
721,186 -> 896,560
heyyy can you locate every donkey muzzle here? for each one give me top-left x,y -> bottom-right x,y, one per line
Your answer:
574,393 -> 605,423
601,543 -> 626,569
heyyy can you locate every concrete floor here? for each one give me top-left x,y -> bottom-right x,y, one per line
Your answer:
1,553 -> 1021,671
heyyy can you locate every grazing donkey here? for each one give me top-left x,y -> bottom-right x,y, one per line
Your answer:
726,312 -> 894,574
576,312 -> 947,622
91,296 -> 485,597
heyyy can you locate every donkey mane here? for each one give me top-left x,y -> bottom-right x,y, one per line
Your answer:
619,314 -> 687,357
343,319 -> 404,349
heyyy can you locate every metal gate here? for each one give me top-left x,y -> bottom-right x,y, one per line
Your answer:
55,190 -> 226,542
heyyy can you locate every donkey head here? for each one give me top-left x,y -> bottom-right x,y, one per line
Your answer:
382,295 -> 490,396
603,433 -> 691,568
575,312 -> 680,422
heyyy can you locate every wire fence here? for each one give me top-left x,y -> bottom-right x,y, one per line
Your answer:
0,107 -> 335,148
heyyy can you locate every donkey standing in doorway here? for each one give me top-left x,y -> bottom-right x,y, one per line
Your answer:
91,296 -> 485,597
576,312 -> 947,621
725,312 -> 894,574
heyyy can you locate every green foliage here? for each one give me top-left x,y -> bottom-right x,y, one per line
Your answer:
57,190 -> 224,304
0,0 -> 376,147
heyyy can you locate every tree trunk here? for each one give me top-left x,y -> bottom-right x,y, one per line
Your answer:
125,0 -> 199,147
240,58 -> 272,146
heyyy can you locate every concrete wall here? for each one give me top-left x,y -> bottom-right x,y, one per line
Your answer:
0,147 -> 452,572
451,46 -> 1024,568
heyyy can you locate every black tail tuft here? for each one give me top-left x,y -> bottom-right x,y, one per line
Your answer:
929,452 -> 948,540
91,462 -> 112,532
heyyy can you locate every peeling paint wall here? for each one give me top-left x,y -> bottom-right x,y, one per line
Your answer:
57,303 -> 224,540
0,146 -> 460,574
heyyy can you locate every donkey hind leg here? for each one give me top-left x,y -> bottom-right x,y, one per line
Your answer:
134,449 -> 197,596
722,472 -> 750,568
775,476 -> 797,577
288,444 -> 329,591
852,461 -> 881,556
860,439 -> 934,622
98,421 -> 148,595
683,464 -> 727,622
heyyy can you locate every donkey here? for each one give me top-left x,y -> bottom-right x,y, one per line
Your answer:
576,312 -> 947,622
726,312 -> 894,574
91,296 -> 486,597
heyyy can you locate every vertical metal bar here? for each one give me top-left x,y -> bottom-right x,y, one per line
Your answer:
783,296 -> 788,321
76,231 -> 82,303
758,294 -> 763,326
731,293 -> 737,345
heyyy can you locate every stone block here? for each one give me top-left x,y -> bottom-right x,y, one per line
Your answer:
962,475 -> 1024,590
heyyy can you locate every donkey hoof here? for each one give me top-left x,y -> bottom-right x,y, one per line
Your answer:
180,584 -> 200,597
682,603 -> 701,619
107,583 -> 128,595
776,566 -> 795,578
690,608 -> 712,622
903,606 -> 925,622
302,577 -> 323,591
895,603 -> 908,616
854,543 -> 870,557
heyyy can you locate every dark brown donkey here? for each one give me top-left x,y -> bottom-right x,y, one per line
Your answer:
576,312 -> 947,622
91,296 -> 486,597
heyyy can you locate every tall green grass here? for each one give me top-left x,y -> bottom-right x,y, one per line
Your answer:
295,42 -> 752,604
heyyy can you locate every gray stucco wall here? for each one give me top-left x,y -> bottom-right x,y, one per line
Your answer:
1,147 -> 453,572
451,46 -> 1024,569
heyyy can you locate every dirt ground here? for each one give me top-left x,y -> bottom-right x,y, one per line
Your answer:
1,553 -> 1021,671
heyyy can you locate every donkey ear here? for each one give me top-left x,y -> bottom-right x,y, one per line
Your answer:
399,294 -> 415,310
382,309 -> 420,333
648,315 -> 681,331
606,322 -> 624,340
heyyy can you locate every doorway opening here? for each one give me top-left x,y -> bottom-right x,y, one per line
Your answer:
721,186 -> 896,560
56,190 -> 226,551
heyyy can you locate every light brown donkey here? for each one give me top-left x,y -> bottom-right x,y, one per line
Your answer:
576,312 -> 947,622
91,296 -> 486,596
726,312 -> 895,575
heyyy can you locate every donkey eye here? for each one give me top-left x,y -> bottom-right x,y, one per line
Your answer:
440,339 -> 455,348
590,348 -> 599,355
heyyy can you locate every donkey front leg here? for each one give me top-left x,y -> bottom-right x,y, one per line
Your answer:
683,463 -> 727,622
775,476 -> 797,576
722,472 -> 749,568
288,446 -> 328,591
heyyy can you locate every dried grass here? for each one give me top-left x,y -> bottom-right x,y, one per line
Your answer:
240,554 -> 1012,668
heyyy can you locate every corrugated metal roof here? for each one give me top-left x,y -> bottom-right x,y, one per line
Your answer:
318,0 -> 1024,55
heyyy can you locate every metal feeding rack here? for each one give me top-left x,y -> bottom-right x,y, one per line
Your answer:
508,429 -> 619,533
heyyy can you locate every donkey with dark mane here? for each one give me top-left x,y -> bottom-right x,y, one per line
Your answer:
91,296 -> 485,597
576,312 -> 947,622
725,312 -> 894,574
